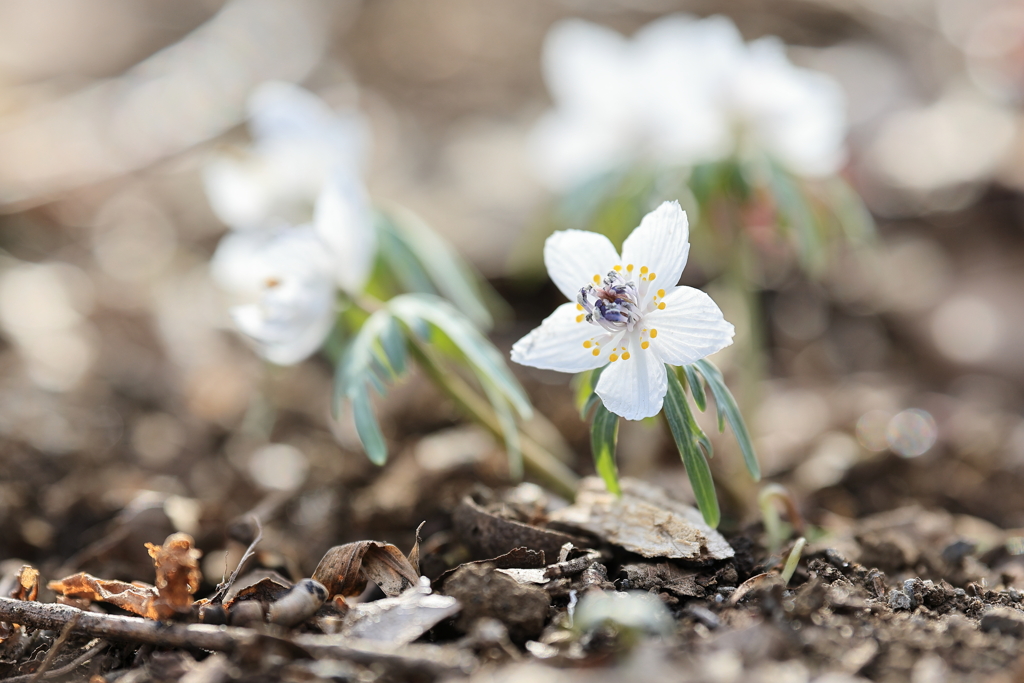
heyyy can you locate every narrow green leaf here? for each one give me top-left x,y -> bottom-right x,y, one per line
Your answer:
766,160 -> 823,274
377,315 -> 407,376
351,387 -> 387,465
664,368 -> 720,527
581,391 -> 602,422
694,359 -> 761,481
573,366 -> 605,418
384,207 -> 500,330
389,294 -> 532,419
376,214 -> 437,295
825,176 -> 875,244
480,379 -> 522,480
682,365 -> 707,412
590,403 -> 621,496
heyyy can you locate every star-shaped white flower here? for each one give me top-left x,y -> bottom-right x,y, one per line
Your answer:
511,201 -> 734,420
211,225 -> 337,365
530,14 -> 847,190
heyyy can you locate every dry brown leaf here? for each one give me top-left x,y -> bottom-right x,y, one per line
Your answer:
11,565 -> 39,602
47,573 -> 161,619
145,532 -> 203,619
312,541 -> 419,599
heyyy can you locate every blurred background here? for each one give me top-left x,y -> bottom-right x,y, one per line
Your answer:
1,0 -> 1023,587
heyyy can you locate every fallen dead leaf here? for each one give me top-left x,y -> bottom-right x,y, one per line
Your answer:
312,541 -> 419,599
11,565 -> 39,602
453,495 -> 581,561
547,477 -> 734,561
47,573 -> 161,618
146,532 -> 203,619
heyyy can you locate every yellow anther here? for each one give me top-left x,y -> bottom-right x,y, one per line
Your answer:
576,314 -> 584,323
593,274 -> 601,283
649,272 -> 656,281
657,302 -> 666,310
576,303 -> 583,311
640,266 -> 648,274
592,348 -> 600,356
641,341 -> 650,350
657,289 -> 665,298
621,352 -> 631,360
583,340 -> 593,348
650,329 -> 658,338
609,353 -> 619,362
614,265 -> 622,272
626,264 -> 634,272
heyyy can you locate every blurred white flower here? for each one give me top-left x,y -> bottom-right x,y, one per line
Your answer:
530,15 -> 847,191
205,82 -> 379,362
203,80 -> 368,229
511,201 -> 733,420
211,225 -> 337,365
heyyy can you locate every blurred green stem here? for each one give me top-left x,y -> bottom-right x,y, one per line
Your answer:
407,339 -> 579,500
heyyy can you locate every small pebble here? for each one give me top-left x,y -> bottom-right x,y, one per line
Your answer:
888,588 -> 911,611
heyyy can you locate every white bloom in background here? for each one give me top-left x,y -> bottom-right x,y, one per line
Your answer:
530,14 -> 847,190
211,226 -> 337,365
203,80 -> 369,229
511,202 -> 734,420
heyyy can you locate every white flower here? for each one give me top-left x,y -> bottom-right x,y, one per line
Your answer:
211,226 -> 337,365
530,15 -> 847,190
203,80 -> 368,229
511,201 -> 734,420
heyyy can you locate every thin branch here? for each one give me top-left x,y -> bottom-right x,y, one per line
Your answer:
0,598 -> 474,676
7,640 -> 108,683
28,612 -> 80,683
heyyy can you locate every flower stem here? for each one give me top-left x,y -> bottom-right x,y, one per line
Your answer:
407,339 -> 580,500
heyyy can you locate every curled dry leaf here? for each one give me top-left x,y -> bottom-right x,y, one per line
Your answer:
11,565 -> 39,602
49,533 -> 203,620
145,532 -> 203,619
47,573 -> 161,619
312,541 -> 419,599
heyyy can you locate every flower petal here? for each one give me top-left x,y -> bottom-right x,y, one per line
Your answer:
645,286 -> 734,366
314,172 -> 376,294
544,230 -> 621,301
202,154 -> 276,229
620,201 -> 690,290
595,343 -> 667,420
511,303 -> 609,373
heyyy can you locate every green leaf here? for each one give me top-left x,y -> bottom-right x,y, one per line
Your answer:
664,368 -> 720,527
765,160 -> 823,274
682,365 -> 707,412
334,309 -> 409,465
693,359 -> 761,481
377,315 -> 407,376
825,175 -> 875,244
481,379 -> 522,479
351,387 -> 387,465
388,293 -> 531,419
382,207 -> 503,330
590,403 -> 621,496
376,214 -> 437,296
573,366 -> 606,419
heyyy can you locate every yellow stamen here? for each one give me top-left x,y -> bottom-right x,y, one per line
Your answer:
641,341 -> 650,350
576,303 -> 583,311
614,265 -> 622,272
265,277 -> 281,288
657,289 -> 665,298
621,351 -> 631,360
626,264 -> 634,272
640,266 -> 648,274
576,314 -> 584,323
649,272 -> 656,281
583,340 -> 593,348
657,302 -> 666,310
593,274 -> 601,283
609,353 -> 619,362
650,329 -> 658,338
592,348 -> 600,356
